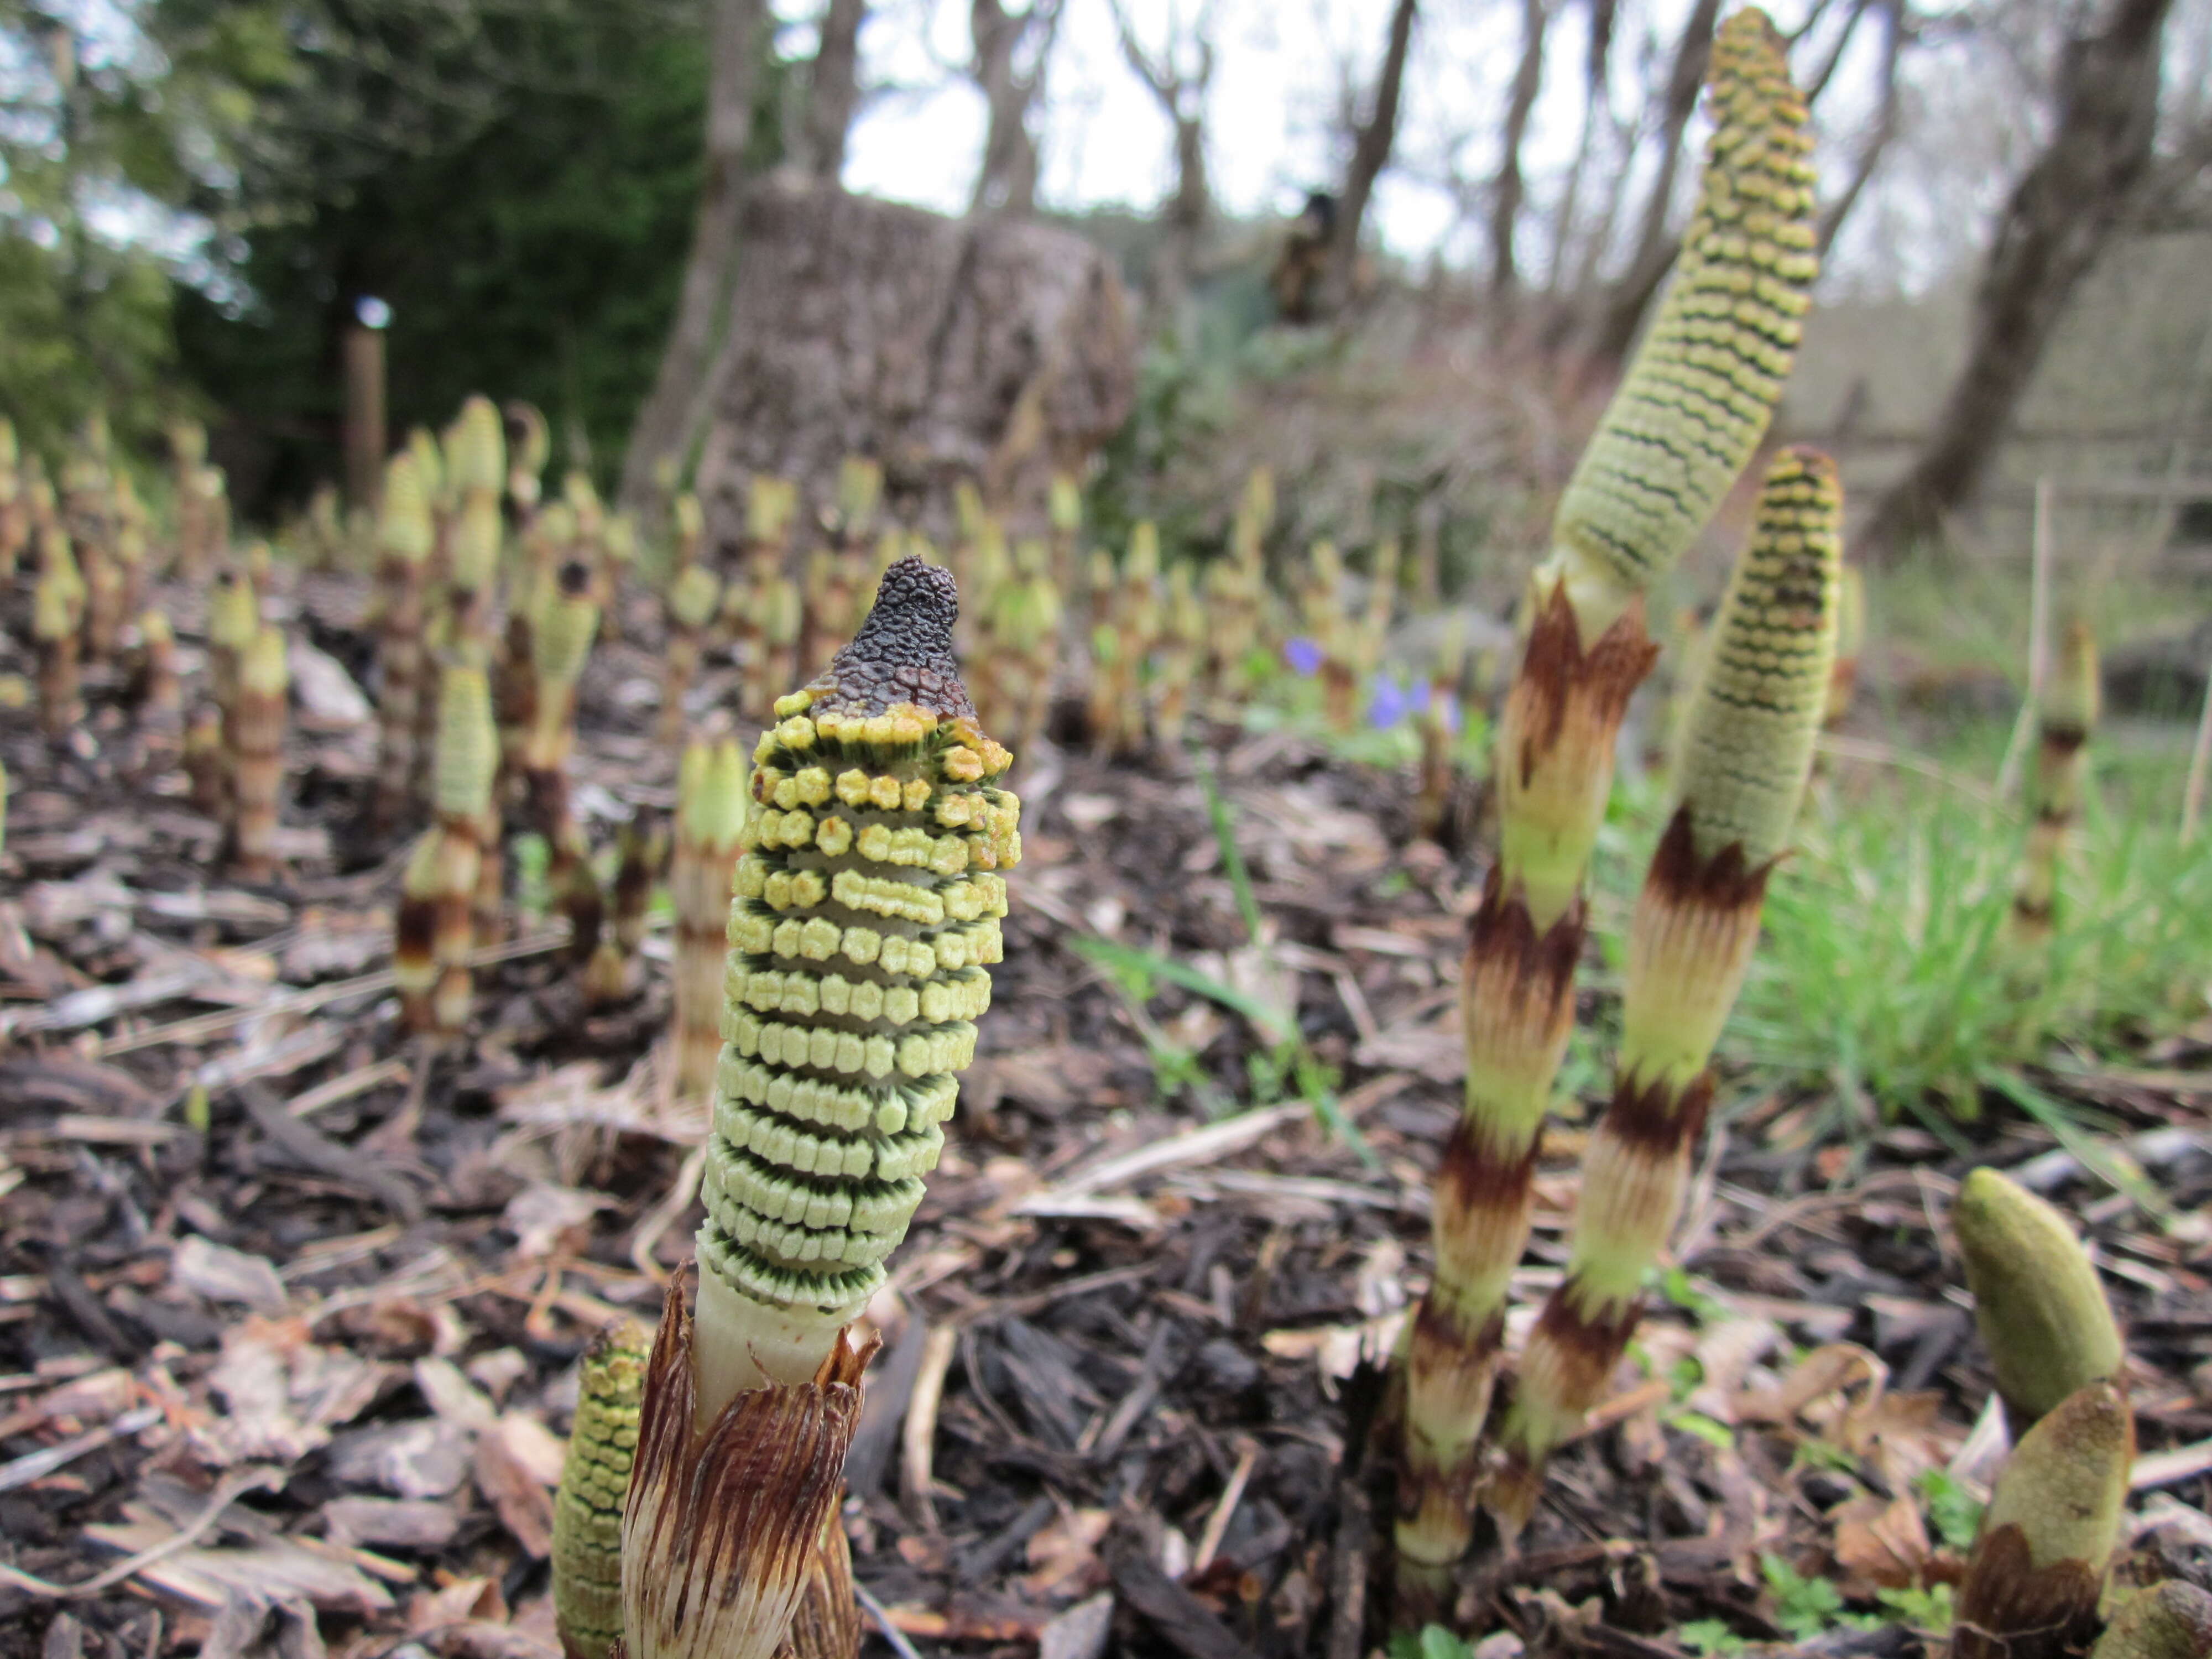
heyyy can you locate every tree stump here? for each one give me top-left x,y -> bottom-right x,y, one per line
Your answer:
692,178 -> 1137,544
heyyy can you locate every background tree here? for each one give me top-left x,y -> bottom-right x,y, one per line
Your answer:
787,0 -> 870,183
166,0 -> 766,517
618,0 -> 772,509
0,2 -> 287,455
1109,0 -> 1217,316
1323,0 -> 1420,317
1486,0 -> 1553,320
1858,0 -> 2184,563
968,0 -> 1065,217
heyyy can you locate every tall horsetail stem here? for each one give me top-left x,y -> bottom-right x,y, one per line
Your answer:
1490,448 -> 1841,1536
1395,9 -> 1816,1613
2008,619 -> 2099,952
552,1319 -> 651,1659
692,556 -> 1021,1425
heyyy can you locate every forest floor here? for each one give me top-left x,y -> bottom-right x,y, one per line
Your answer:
3,566 -> 2210,1659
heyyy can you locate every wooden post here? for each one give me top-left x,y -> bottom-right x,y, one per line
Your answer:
343,307 -> 388,517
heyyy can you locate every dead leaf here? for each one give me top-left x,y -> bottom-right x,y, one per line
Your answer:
501,1182 -> 612,1261
173,1237 -> 290,1316
1038,1592 -> 1114,1659
1832,1490 -> 1932,1595
321,1497 -> 463,1550
413,1357 -> 497,1433
1021,1507 -> 1113,1598
195,1318 -> 385,1465
80,1527 -> 393,1616
325,1419 -> 474,1499
474,1417 -> 561,1557
409,1577 -> 508,1633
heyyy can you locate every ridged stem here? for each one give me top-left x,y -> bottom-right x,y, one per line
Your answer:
1395,12 -> 1817,1610
1489,450 -> 1840,1537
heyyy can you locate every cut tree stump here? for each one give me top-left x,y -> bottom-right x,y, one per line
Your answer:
691,177 -> 1138,539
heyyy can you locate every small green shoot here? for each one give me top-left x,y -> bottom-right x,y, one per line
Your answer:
1760,1553 -> 1844,1640
1386,1627 -> 1477,1659
1913,1468 -> 1983,1554
1674,1620 -> 1748,1657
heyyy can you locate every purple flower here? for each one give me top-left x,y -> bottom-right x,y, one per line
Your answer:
1368,674 -> 1411,729
1284,637 -> 1324,677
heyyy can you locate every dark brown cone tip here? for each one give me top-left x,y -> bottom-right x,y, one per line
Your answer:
1514,582 -> 1661,783
1646,805 -> 1776,913
807,555 -> 975,720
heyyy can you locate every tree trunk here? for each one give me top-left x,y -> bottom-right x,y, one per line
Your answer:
1487,0 -> 1551,314
1110,0 -> 1215,316
969,0 -> 1060,217
1576,0 -> 1720,371
619,0 -> 766,508
794,0 -> 867,183
691,177 -> 1136,534
1856,0 -> 2174,566
1324,0 -> 1418,314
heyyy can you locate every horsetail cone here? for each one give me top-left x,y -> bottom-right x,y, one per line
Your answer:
1955,1379 -> 2133,1659
552,1318 -> 651,1659
622,1273 -> 872,1659
1541,8 -> 1818,634
1491,449 -> 1841,1536
693,557 -> 1020,1425
1955,1166 -> 2125,1430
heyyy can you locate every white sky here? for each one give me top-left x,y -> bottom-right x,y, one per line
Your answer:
811,0 -> 1914,284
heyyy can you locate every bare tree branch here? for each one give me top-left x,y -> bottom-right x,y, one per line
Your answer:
620,0 -> 769,507
1323,0 -> 1418,315
1817,0 -> 1904,255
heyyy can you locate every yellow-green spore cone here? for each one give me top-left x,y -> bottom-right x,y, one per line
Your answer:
1955,1166 -> 2124,1429
1668,446 -> 1842,870
694,557 -> 1020,1425
552,1318 -> 651,1659
1542,8 -> 1817,631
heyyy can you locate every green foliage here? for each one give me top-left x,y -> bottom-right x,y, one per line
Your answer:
173,0 -> 787,510
0,3 -> 291,452
1915,1468 -> 1984,1554
1386,1627 -> 1477,1659
1761,1553 -> 1845,1640
1675,1620 -> 1748,1656
1724,762 -> 2211,1130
